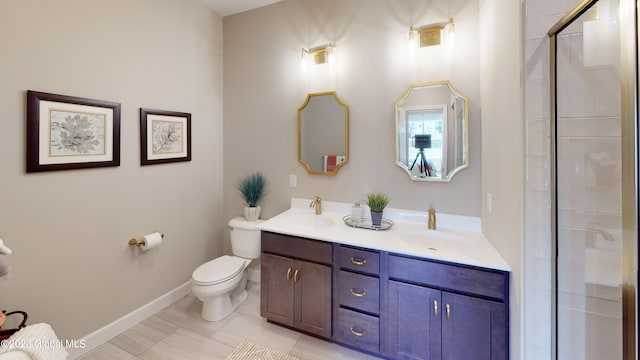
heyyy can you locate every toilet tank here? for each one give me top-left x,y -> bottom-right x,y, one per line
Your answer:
228,217 -> 264,259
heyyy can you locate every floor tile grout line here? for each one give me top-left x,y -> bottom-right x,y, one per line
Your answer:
107,315 -> 183,358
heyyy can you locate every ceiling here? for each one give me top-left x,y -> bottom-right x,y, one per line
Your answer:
200,0 -> 282,17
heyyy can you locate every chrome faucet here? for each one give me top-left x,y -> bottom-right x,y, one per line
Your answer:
310,196 -> 322,215
428,207 -> 436,230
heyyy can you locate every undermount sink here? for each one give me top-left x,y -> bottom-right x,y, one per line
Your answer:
287,212 -> 335,229
398,228 -> 466,251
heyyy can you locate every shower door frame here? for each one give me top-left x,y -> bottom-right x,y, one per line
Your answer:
548,0 -> 638,359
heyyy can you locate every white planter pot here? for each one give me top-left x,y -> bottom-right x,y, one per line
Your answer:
244,206 -> 261,221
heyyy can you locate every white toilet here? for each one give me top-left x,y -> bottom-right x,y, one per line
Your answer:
191,217 -> 263,321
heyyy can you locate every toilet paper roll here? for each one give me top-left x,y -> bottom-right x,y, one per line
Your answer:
141,232 -> 162,251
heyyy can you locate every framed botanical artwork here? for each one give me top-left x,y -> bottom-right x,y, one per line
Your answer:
140,108 -> 191,165
26,90 -> 121,173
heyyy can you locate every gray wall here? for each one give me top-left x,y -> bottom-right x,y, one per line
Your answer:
0,0 -> 224,341
223,0 -> 482,223
479,0 -> 523,358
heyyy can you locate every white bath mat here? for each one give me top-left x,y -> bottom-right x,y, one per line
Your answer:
226,340 -> 300,360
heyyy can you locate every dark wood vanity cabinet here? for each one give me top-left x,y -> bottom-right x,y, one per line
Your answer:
260,232 -> 510,360
260,232 -> 332,338
386,254 -> 509,360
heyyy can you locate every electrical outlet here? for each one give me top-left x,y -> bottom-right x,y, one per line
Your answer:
486,192 -> 493,214
289,174 -> 297,188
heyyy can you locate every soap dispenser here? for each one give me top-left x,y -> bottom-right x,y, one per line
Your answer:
351,202 -> 363,223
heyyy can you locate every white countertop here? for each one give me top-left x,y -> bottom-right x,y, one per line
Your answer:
257,198 -> 511,272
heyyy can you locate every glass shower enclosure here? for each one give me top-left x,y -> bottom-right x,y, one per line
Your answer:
548,0 -> 638,358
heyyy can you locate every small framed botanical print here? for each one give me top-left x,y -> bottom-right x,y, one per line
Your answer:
140,108 -> 192,165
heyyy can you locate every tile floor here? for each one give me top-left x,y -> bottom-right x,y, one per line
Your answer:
79,282 -> 380,360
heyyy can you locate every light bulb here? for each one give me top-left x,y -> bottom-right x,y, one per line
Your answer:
408,26 -> 417,48
444,18 -> 455,47
301,48 -> 308,68
325,43 -> 335,65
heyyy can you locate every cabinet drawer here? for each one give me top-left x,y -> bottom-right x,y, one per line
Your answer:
337,246 -> 380,275
338,271 -> 380,315
262,231 -> 332,265
336,308 -> 379,353
388,254 -> 508,301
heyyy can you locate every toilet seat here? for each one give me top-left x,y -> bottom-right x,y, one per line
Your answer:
192,255 -> 246,286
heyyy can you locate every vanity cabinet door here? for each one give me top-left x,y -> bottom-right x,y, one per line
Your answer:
260,253 -> 295,327
261,253 -> 332,338
261,232 -> 333,338
387,281 -> 442,360
294,260 -> 332,338
441,292 -> 506,360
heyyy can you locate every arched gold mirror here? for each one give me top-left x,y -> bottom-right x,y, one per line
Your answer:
395,81 -> 468,182
298,92 -> 349,175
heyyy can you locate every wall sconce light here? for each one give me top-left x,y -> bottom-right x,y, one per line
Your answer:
409,18 -> 455,48
301,43 -> 335,65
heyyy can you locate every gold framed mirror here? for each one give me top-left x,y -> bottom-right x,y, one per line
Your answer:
395,81 -> 468,182
297,92 -> 349,175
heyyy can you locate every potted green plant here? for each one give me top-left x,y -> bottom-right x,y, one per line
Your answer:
236,172 -> 267,221
365,192 -> 390,227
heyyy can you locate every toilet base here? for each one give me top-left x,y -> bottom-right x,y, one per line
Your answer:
200,271 -> 250,321
201,289 -> 248,321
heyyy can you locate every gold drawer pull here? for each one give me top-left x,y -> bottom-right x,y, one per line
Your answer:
434,300 -> 438,316
350,326 -> 366,337
350,257 -> 367,266
446,303 -> 451,320
286,267 -> 292,281
350,288 -> 367,297
294,269 -> 300,283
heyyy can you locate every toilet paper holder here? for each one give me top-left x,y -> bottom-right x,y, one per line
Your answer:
128,233 -> 164,247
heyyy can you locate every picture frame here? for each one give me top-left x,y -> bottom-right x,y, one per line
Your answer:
140,108 -> 191,165
26,90 -> 121,173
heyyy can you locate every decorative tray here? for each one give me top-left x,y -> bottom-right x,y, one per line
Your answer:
343,215 -> 394,231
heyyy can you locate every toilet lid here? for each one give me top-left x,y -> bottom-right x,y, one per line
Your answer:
192,255 -> 246,285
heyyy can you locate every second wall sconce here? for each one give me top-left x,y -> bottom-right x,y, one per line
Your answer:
409,18 -> 455,48
301,43 -> 335,65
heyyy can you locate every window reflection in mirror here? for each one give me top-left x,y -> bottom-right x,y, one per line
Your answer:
405,107 -> 446,178
395,81 -> 468,182
297,92 -> 349,175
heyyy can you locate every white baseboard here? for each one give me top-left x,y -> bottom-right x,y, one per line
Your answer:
67,281 -> 192,359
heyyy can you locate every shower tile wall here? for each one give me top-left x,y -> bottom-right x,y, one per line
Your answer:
524,0 -> 623,359
555,10 -> 622,359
